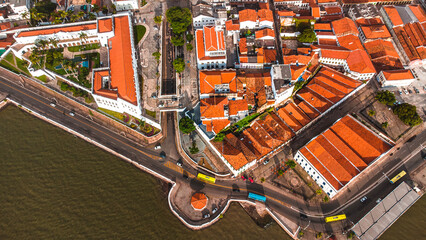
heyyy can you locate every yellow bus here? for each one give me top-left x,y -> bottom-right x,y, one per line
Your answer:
197,173 -> 216,183
390,170 -> 406,184
325,214 -> 346,223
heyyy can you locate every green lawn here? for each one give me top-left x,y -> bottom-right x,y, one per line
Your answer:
35,75 -> 49,83
4,52 -> 14,63
67,43 -> 100,52
15,56 -> 30,75
0,60 -> 21,74
134,25 -> 146,44
145,109 -> 156,118
98,107 -> 126,122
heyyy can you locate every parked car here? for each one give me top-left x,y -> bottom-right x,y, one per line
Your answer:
241,175 -> 246,181
154,144 -> 161,150
50,102 -> 56,107
376,198 -> 382,204
398,90 -> 403,95
69,110 -> 75,117
203,214 -> 210,218
408,89 -> 413,94
212,207 -> 218,214
403,88 -> 409,94
414,87 -> 420,94
263,159 -> 270,165
360,196 -> 368,203
248,177 -> 254,183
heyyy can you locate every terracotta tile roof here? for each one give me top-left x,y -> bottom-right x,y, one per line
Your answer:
226,133 -> 259,161
255,28 -> 275,39
239,9 -> 257,22
325,6 -> 342,15
318,38 -> 338,46
291,65 -> 307,80
257,48 -> 277,64
355,17 -> 383,26
277,10 -> 296,17
237,72 -> 271,106
204,26 -> 225,51
203,119 -> 230,134
297,47 -> 311,55
225,20 -> 240,31
258,9 -> 274,22
277,107 -> 303,132
239,38 -> 247,54
314,23 -> 332,31
383,6 -> 403,27
285,102 -> 311,124
331,17 -> 359,37
321,49 -> 376,74
382,69 -> 414,80
98,18 -> 113,33
212,136 -> 249,170
296,100 -> 320,119
300,115 -> 392,190
93,70 -> 118,100
360,24 -> 391,39
311,6 -> 320,18
283,54 -> 313,65
321,15 -> 343,22
394,26 -> 419,61
0,22 -> 11,31
199,70 -> 237,94
371,56 -> 403,72
408,5 -> 426,23
195,29 -> 226,61
336,35 -> 363,50
109,16 -> 137,105
364,39 -> 400,59
228,99 -> 248,116
0,34 -> 15,48
200,96 -> 228,118
17,23 -> 97,37
320,49 -> 351,59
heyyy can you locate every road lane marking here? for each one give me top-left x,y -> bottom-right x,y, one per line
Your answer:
0,79 -> 161,161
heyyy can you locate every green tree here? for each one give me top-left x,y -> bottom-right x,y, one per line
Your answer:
171,35 -> 185,46
277,169 -> 284,176
316,189 -> 322,195
260,177 -> 265,183
296,21 -> 311,32
381,121 -> 389,128
92,4 -> 100,15
152,51 -> 161,61
186,33 -> 193,42
186,43 -> 193,51
323,196 -> 329,202
285,159 -> 296,168
375,90 -> 396,106
316,232 -> 322,239
179,116 -> 195,134
347,230 -> 355,239
173,58 -> 185,73
368,109 -> 376,116
393,103 -> 422,127
154,15 -> 162,24
297,29 -> 317,43
189,141 -> 199,154
166,7 -> 192,35
213,132 -> 225,142
102,6 -> 108,15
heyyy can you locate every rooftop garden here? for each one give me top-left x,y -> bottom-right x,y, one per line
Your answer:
0,52 -> 31,76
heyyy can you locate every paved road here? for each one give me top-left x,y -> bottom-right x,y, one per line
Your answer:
0,74 -> 424,233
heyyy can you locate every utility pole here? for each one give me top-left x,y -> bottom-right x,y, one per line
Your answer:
382,172 -> 390,182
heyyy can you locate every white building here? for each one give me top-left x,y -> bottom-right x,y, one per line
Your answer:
377,69 -> 416,87
294,115 -> 393,198
112,0 -> 138,11
195,26 -> 227,70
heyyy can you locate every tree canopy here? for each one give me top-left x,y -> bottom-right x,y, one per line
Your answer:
285,160 -> 296,169
297,29 -> 317,43
166,7 -> 192,35
179,117 -> 195,134
173,58 -> 185,73
375,90 -> 396,106
171,35 -> 184,46
154,15 -> 162,24
393,103 -> 422,127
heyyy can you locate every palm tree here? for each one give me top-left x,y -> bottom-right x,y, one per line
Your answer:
77,11 -> 85,21
21,11 -> 29,19
92,4 -> 100,16
49,38 -> 59,48
79,32 -> 88,43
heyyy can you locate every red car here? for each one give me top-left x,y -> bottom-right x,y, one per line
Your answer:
241,176 -> 246,181
248,177 -> 254,183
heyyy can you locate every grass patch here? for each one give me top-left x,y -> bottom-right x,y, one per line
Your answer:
134,25 -> 146,44
145,109 -> 156,118
67,43 -> 100,52
4,52 -> 14,63
35,75 -> 49,83
0,60 -> 21,74
98,107 -> 125,121
15,57 -> 30,75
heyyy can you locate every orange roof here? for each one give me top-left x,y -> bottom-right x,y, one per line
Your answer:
360,25 -> 391,39
383,6 -> 403,27
204,26 -> 225,51
346,49 -> 376,74
320,49 -> 351,59
277,10 -> 296,17
239,9 -> 257,22
291,65 -> 307,80
195,28 -> 226,61
239,38 -> 247,54
314,23 -> 332,31
296,100 -> 320,119
212,134 -> 250,170
311,6 -> 320,18
364,39 -> 400,59
225,19 -> 240,31
300,115 -> 392,190
199,70 -> 237,94
382,69 -> 414,80
297,47 -> 311,55
283,55 -> 313,65
394,26 -> 420,61
331,17 -> 358,37
258,9 -> 273,22
0,34 -> 14,48
228,99 -> 248,116
257,48 -> 277,64
203,119 -> 230,134
318,38 -> 338,46
409,5 -> 426,23
109,16 -> 137,105
0,22 -> 11,31
324,6 -> 342,15
255,28 -> 275,39
191,193 -> 207,210
355,17 -> 383,26
92,70 -> 118,100
17,23 -> 97,37
337,35 -> 363,50
277,107 -> 303,132
200,97 -> 228,119
98,18 -> 113,33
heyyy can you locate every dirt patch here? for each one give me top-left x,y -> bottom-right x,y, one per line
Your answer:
240,202 -> 274,228
272,168 -> 315,200
362,101 -> 410,140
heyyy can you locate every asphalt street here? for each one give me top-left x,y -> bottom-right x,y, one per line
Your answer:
0,74 -> 424,233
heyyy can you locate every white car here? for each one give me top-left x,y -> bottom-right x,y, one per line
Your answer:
402,88 -> 409,94
69,111 -> 75,117
154,144 -> 161,150
50,102 -> 56,107
360,196 -> 367,203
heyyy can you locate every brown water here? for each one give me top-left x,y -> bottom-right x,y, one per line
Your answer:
0,105 -> 290,240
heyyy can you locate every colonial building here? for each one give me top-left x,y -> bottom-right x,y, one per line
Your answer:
195,26 -> 227,70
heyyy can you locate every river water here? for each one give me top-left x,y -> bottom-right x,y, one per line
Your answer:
0,105 -> 423,239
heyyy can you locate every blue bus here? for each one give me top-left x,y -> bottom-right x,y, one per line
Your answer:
248,192 -> 266,202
